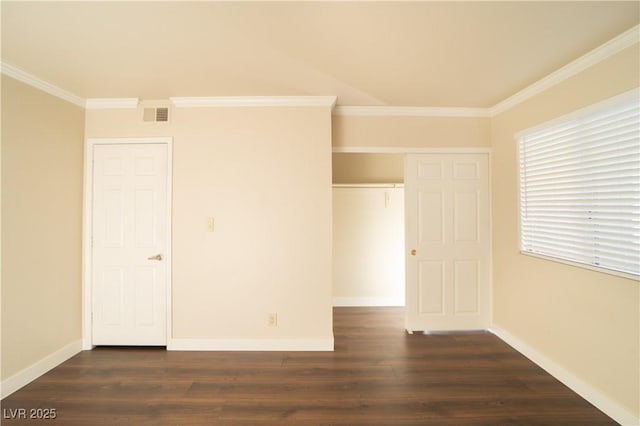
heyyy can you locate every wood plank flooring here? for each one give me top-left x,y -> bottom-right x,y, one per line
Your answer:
1,307 -> 616,425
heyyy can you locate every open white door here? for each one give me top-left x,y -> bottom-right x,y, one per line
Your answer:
91,143 -> 168,345
405,153 -> 490,332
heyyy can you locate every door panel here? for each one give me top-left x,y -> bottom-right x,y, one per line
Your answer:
134,267 -> 156,325
418,192 -> 444,243
418,261 -> 445,314
101,267 -> 124,325
454,260 -> 479,313
454,191 -> 479,242
134,189 -> 156,247
406,153 -> 490,331
92,143 -> 168,345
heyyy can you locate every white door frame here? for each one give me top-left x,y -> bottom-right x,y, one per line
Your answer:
332,146 -> 493,330
82,137 -> 173,349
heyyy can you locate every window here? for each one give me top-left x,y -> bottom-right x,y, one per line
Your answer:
517,90 -> 640,278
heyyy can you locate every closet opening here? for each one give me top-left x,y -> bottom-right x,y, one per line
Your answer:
331,153 -> 405,309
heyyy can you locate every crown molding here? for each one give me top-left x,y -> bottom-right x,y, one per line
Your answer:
2,25 -> 636,117
333,105 -> 490,117
333,146 -> 491,154
490,24 -> 640,116
85,98 -> 139,109
170,96 -> 337,108
0,62 -> 85,108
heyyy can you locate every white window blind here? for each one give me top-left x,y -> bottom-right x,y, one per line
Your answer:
518,91 -> 640,277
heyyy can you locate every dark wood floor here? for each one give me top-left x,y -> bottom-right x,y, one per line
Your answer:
2,307 -> 615,425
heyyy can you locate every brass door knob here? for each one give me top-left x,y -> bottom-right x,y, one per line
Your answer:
147,254 -> 163,261
410,249 -> 417,256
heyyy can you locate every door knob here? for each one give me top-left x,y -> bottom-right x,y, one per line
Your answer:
410,249 -> 417,256
147,254 -> 163,261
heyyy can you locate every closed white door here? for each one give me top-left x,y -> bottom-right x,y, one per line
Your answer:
92,143 -> 168,345
405,154 -> 490,331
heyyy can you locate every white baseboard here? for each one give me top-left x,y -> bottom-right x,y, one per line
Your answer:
490,326 -> 639,426
333,296 -> 405,307
1,340 -> 83,399
167,337 -> 334,351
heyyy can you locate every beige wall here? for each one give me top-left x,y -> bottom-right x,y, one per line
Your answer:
332,115 -> 490,149
332,153 -> 404,184
491,44 -> 640,418
86,105 -> 334,343
1,76 -> 84,379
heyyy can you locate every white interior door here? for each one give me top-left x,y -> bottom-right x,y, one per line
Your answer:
92,143 -> 168,345
405,153 -> 490,331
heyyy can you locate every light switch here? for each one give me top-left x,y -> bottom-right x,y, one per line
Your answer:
206,217 -> 214,232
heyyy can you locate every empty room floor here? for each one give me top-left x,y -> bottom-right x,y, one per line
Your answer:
1,307 -> 615,425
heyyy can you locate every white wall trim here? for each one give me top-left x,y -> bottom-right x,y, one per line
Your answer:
168,338 -> 334,351
0,340 -> 82,399
490,25 -> 640,116
333,297 -> 404,307
85,98 -> 139,109
82,137 -> 173,350
332,146 -> 491,154
490,326 -> 639,426
333,106 -> 490,118
0,62 -> 85,108
170,96 -> 337,108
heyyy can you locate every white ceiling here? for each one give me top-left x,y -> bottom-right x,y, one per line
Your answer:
1,1 -> 638,107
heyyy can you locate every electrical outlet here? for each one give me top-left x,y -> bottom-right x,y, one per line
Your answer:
267,313 -> 278,327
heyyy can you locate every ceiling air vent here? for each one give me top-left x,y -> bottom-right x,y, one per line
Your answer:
143,107 -> 169,122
